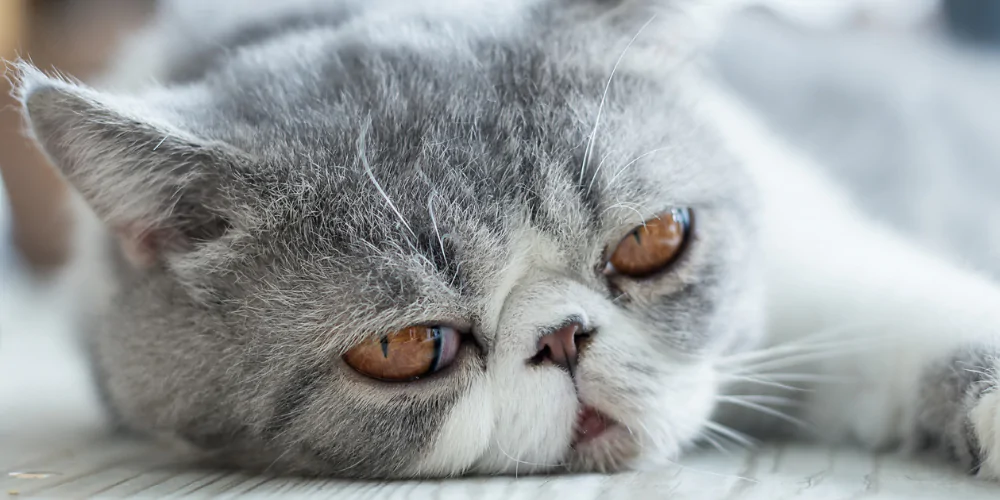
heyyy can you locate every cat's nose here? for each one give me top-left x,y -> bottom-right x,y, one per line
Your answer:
533,321 -> 591,375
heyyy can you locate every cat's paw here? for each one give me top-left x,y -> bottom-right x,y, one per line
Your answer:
970,386 -> 1000,479
915,348 -> 1000,478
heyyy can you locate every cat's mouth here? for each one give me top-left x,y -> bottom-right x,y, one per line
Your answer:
572,405 -> 617,445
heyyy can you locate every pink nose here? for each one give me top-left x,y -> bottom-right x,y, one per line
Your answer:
535,322 -> 589,375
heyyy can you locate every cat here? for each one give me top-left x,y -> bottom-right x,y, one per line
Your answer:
12,0 -> 1000,479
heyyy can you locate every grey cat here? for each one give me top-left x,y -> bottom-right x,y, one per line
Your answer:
13,0 -> 1000,479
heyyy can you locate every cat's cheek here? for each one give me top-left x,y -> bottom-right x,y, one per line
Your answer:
405,377 -> 495,477
466,357 -> 580,474
633,363 -> 719,464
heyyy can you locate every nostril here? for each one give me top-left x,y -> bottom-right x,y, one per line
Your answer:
529,344 -> 552,365
528,320 -> 594,370
575,330 -> 593,356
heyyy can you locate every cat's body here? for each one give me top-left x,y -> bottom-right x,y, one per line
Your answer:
14,0 -> 1000,479
715,9 -> 1000,281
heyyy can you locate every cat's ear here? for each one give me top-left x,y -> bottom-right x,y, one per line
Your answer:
15,63 -> 245,268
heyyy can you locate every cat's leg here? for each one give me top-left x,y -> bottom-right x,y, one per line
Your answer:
750,156 -> 1000,477
760,213 -> 1000,477
702,83 -> 1000,476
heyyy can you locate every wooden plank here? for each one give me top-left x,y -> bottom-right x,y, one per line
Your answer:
3,437 -> 998,499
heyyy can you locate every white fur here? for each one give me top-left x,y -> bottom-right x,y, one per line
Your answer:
408,376 -> 495,476
697,77 -> 1000,449
972,381 -> 1000,478
411,219 -> 719,474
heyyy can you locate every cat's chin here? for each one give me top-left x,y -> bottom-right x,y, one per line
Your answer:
564,423 -> 641,474
572,405 -> 615,445
558,403 -> 642,473
561,379 -> 712,475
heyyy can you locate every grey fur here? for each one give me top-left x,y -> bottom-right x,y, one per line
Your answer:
916,347 -> 998,473
17,0 -> 1000,480
16,0 -> 757,477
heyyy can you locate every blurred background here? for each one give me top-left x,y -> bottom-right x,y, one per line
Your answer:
1,0 -> 153,274
0,0 -> 999,279
718,0 -> 1000,279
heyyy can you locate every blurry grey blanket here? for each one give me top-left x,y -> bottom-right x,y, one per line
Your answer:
713,11 -> 1000,279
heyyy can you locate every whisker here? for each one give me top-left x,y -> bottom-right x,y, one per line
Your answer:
745,373 -> 853,384
721,321 -> 893,361
578,15 -> 657,184
720,339 -> 882,368
720,374 -> 809,393
601,147 -> 672,192
716,398 -> 810,429
493,437 -> 564,476
702,421 -> 757,449
661,456 -> 758,484
730,347 -> 879,376
332,455 -> 367,475
697,431 -> 730,455
622,424 -> 650,451
587,149 -> 617,192
719,330 -> 886,367
261,447 -> 295,475
589,146 -> 670,194
723,336 -> 887,375
717,395 -> 799,407
358,116 -> 415,238
601,200 -> 648,226
427,192 -> 448,268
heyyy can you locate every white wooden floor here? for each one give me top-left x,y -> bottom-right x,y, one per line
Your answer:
1,214 -> 998,498
4,440 -> 999,499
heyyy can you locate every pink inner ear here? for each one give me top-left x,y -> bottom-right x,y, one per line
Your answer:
114,223 -> 184,269
115,224 -> 160,269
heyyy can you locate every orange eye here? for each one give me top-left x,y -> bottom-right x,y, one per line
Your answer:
606,208 -> 691,278
343,326 -> 461,382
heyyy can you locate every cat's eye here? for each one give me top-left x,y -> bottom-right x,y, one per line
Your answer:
606,208 -> 691,278
343,326 -> 461,382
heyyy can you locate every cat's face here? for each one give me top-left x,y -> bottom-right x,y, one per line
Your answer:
18,0 -> 760,477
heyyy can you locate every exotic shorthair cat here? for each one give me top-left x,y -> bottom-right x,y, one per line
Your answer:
12,0 -> 1000,479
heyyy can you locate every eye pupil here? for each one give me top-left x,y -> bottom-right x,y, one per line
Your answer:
380,337 -> 389,358
431,327 -> 443,372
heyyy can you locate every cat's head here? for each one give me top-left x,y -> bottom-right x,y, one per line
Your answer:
16,0 -> 760,478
